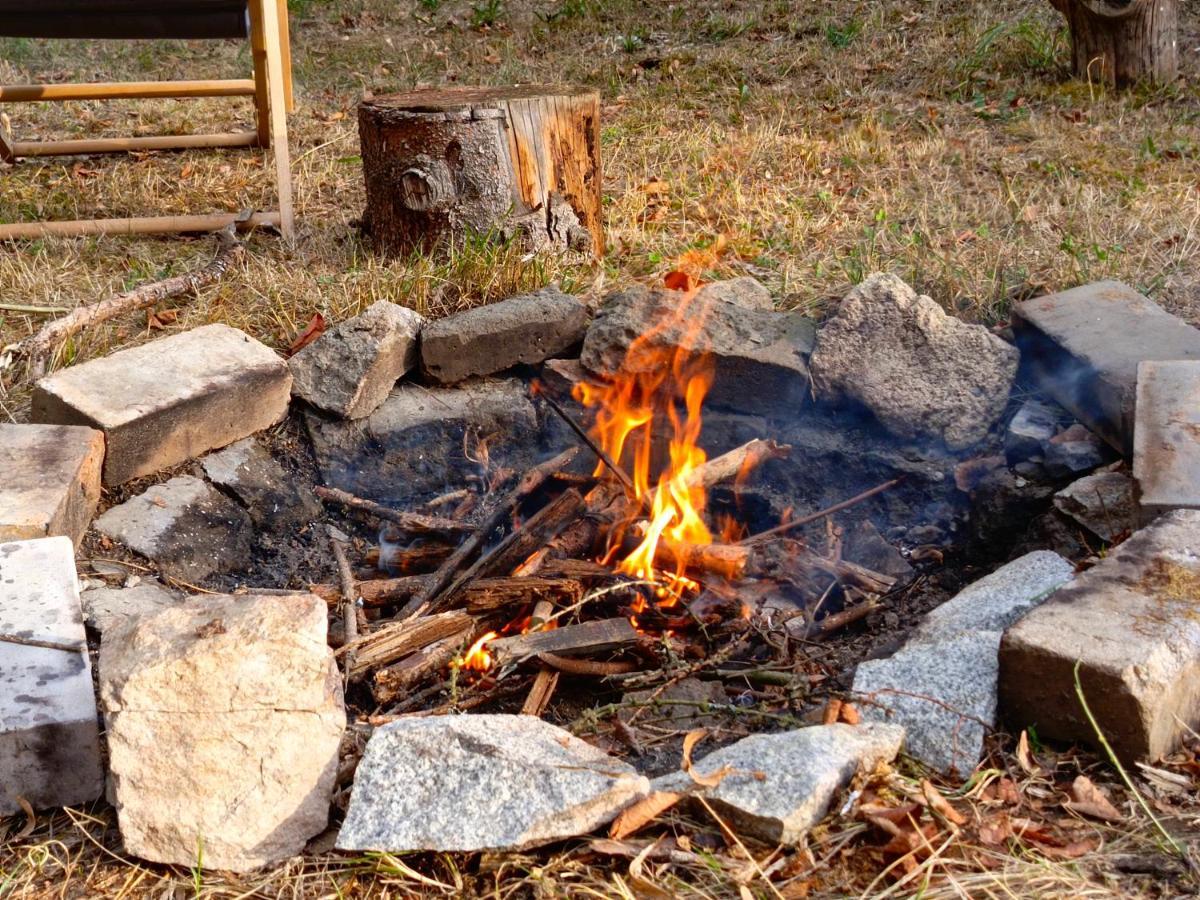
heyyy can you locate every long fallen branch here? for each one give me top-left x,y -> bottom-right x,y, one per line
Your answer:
314,485 -> 472,538
4,225 -> 245,378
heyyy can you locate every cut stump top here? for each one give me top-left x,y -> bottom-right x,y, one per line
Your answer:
363,84 -> 598,113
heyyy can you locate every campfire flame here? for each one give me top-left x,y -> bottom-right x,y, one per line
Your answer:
456,630 -> 497,671
574,288 -> 716,610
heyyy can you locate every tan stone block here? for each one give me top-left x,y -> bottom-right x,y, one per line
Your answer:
0,423 -> 103,546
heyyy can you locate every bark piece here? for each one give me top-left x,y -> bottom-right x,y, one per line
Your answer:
99,592 -> 345,872
358,85 -> 602,257
1050,0 -> 1177,86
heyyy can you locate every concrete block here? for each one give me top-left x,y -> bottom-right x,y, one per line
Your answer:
421,288 -> 590,384
1000,510 -> 1200,763
30,324 -> 291,485
0,423 -> 104,546
1013,281 -> 1200,455
0,537 -> 104,814
1134,361 -> 1200,522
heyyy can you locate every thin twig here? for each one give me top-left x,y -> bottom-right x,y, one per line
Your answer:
314,485 -> 471,536
537,389 -> 638,497
0,633 -> 85,653
739,477 -> 903,545
328,526 -> 359,686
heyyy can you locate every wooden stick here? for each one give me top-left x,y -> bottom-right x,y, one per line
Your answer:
6,226 -> 244,377
686,439 -> 790,490
340,610 -> 474,681
489,617 -> 640,665
536,652 -> 639,676
521,595 -> 559,716
0,80 -> 256,102
314,485 -> 471,537
537,390 -> 638,498
397,447 -> 580,620
258,0 -> 295,240
0,212 -> 280,242
372,632 -> 469,705
311,574 -> 584,611
328,526 -> 359,655
809,599 -> 879,637
654,539 -> 751,580
11,131 -> 259,157
739,478 -> 903,545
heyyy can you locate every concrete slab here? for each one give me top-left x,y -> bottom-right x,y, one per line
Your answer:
1134,361 -> 1200,523
0,536 -> 104,814
1013,281 -> 1200,455
1000,510 -> 1200,763
0,423 -> 104,546
30,324 -> 291,485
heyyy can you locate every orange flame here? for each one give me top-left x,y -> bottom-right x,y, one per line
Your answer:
574,287 -> 716,608
456,631 -> 497,672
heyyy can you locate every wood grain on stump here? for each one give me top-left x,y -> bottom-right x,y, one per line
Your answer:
1050,0 -> 1178,86
358,85 -> 602,257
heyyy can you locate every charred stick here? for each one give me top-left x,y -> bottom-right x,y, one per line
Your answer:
372,540 -> 456,575
398,446 -> 581,620
537,391 -> 641,501
489,617 -> 641,666
739,477 -> 903,545
809,599 -> 879,637
339,610 -> 475,681
314,485 -> 471,538
536,652 -> 640,676
311,575 -> 584,612
327,526 -> 359,655
652,539 -> 751,580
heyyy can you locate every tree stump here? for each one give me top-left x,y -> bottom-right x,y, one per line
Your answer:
1049,0 -> 1177,86
358,85 -> 602,258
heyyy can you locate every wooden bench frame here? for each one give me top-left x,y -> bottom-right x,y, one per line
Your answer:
0,0 -> 294,240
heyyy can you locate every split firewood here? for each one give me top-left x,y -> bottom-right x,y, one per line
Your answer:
370,541 -> 455,575
340,610 -> 474,681
489,617 -> 641,666
314,485 -> 472,538
312,574 -> 583,613
653,539 -> 751,580
520,597 -> 559,716
3,225 -> 244,378
372,632 -> 470,705
398,446 -> 580,619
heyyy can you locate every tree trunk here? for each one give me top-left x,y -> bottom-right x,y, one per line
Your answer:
358,85 -> 603,258
1050,0 -> 1177,86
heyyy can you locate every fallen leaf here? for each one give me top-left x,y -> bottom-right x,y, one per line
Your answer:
610,791 -> 684,839
681,729 -> 734,788
639,179 -> 669,196
14,796 -> 35,840
663,270 -> 699,292
859,801 -> 922,827
286,313 -> 327,357
922,780 -> 967,826
1039,837 -> 1099,859
1063,775 -> 1122,822
839,702 -> 861,725
977,812 -> 1013,845
1016,730 -> 1041,776
822,698 -> 843,725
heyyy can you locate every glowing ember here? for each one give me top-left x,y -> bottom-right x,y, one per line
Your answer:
456,631 -> 497,671
574,288 -> 717,609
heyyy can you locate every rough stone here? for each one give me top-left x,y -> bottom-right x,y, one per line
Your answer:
580,285 -> 815,416
810,273 -> 1020,451
1000,510 -> 1200,763
31,324 -> 291,485
0,537 -> 104,814
1043,424 -> 1111,479
100,592 -> 344,871
842,520 -> 913,581
1004,399 -> 1064,463
0,423 -> 104,546
421,288 -> 590,384
1134,361 -> 1200,522
81,580 -> 180,634
306,379 -> 539,507
1013,281 -> 1200,455
854,551 -> 1074,774
336,714 -> 648,851
94,475 -> 253,582
694,276 -> 773,311
289,301 -> 424,419
539,357 -> 587,398
1054,470 -> 1135,542
653,724 -> 905,844
201,438 -> 321,530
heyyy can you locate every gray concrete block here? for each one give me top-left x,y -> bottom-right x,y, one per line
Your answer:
1000,510 -> 1200,763
0,423 -> 104,546
1134,361 -> 1200,523
0,536 -> 104,814
1013,281 -> 1200,455
30,324 -> 291,485
421,288 -> 590,384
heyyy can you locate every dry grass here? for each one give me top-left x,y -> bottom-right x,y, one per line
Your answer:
3,0 -> 1200,895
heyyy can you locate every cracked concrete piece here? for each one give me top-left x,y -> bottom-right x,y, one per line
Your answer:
0,537 -> 104,815
854,551 -> 1074,774
811,273 -> 1019,451
1000,510 -> 1200,763
1013,281 -> 1200,455
31,324 -> 291,485
94,475 -> 253,582
421,287 -> 590,384
0,423 -> 104,546
100,592 -> 345,871
201,438 -> 321,530
289,301 -> 424,419
654,724 -> 905,844
336,714 -> 649,851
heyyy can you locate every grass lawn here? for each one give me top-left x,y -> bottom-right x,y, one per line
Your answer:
2,1 -> 1200,896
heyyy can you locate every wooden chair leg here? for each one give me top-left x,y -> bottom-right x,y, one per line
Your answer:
248,0 -> 271,148
259,0 -> 294,240
276,0 -> 296,113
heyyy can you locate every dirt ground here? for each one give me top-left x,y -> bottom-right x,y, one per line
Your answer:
3,1 -> 1200,897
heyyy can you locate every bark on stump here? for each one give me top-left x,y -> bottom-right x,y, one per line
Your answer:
358,85 -> 602,258
1050,0 -> 1178,86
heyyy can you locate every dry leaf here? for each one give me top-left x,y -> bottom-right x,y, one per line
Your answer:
681,729 -> 734,788
1063,775 -> 1122,822
180,163 -> 194,179
609,791 -> 683,839
286,313 -> 327,357
1016,730 -> 1041,776
14,795 -> 35,840
822,698 -> 843,725
977,812 -> 1013,845
663,270 -> 699,292
922,780 -> 967,826
639,179 -> 669,196
860,801 -> 922,827
839,702 -> 861,725
1039,837 -> 1099,859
